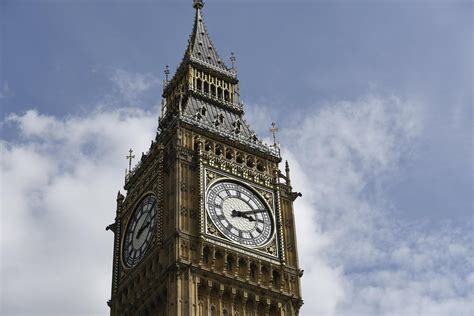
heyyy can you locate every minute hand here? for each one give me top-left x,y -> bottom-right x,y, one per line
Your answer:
240,209 -> 267,214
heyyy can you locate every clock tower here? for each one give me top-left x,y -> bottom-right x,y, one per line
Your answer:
107,1 -> 303,314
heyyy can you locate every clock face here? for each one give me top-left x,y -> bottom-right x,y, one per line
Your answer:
122,194 -> 157,268
206,180 -> 274,248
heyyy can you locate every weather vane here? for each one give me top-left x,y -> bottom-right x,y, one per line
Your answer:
270,121 -> 279,148
126,148 -> 135,174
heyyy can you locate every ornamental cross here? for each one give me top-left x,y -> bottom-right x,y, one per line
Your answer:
126,148 -> 135,173
270,122 -> 279,147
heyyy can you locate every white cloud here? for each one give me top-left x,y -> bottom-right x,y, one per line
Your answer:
1,108 -> 158,315
275,95 -> 473,315
109,69 -> 161,104
0,94 -> 472,315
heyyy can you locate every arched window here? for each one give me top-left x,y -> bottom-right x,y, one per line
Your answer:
246,156 -> 255,168
215,145 -> 223,156
226,256 -> 234,272
256,160 -> 265,172
203,247 -> 211,264
217,87 -> 223,99
224,90 -> 230,101
236,152 -> 244,164
250,264 -> 257,281
225,148 -> 233,160
204,82 -> 209,94
196,79 -> 202,91
210,306 -> 216,316
211,84 -> 216,97
204,141 -> 212,152
272,270 -> 281,287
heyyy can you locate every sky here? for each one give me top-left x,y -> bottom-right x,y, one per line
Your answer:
0,0 -> 472,315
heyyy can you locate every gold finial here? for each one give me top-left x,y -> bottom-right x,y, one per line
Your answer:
193,0 -> 204,10
126,148 -> 135,174
270,122 -> 279,148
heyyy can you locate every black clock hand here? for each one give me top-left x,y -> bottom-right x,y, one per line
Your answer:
231,209 -> 245,217
231,210 -> 255,222
137,199 -> 157,235
136,221 -> 150,239
136,215 -> 151,239
242,214 -> 255,222
240,209 -> 267,214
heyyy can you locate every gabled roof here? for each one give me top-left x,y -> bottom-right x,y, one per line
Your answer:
185,1 -> 236,78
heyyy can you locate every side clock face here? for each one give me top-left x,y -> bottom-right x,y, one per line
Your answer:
122,194 -> 157,268
206,180 -> 274,248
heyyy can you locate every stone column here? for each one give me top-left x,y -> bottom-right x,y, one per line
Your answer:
242,291 -> 248,316
223,251 -> 228,275
245,258 -> 251,281
254,295 -> 260,315
218,284 -> 225,315
230,287 -> 237,315
210,246 -> 216,272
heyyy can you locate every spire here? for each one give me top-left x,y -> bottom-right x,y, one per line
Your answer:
186,0 -> 234,77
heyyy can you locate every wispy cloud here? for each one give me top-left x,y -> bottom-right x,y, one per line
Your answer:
275,95 -> 473,315
0,82 -> 13,99
1,108 -> 158,315
0,94 -> 471,315
109,68 -> 161,104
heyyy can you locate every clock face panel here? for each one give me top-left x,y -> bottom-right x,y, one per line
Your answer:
206,180 -> 274,248
122,194 -> 157,268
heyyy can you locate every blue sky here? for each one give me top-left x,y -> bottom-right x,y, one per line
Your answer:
1,1 -> 472,315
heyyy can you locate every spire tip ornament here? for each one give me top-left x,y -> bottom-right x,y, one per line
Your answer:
193,0 -> 204,10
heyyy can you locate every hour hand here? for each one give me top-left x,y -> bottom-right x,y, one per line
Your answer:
231,210 -> 255,222
136,222 -> 150,239
231,210 -> 243,217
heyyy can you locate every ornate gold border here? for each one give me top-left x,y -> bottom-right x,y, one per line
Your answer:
202,167 -> 279,259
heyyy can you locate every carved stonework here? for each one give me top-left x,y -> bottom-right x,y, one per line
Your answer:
207,220 -> 219,236
206,170 -> 216,182
266,245 -> 276,255
108,2 -> 302,315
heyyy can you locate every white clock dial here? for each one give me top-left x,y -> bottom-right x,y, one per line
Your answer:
206,180 -> 274,247
122,194 -> 157,268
